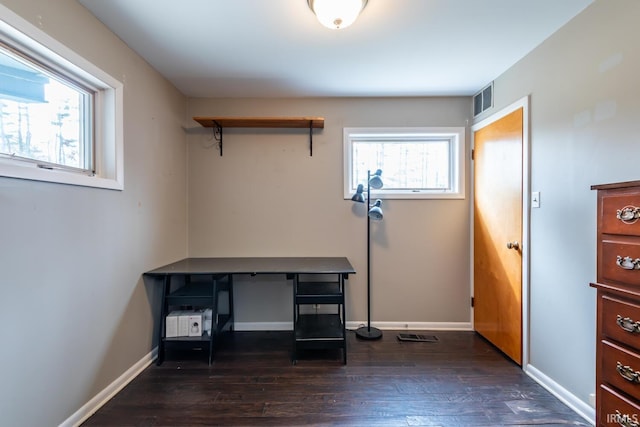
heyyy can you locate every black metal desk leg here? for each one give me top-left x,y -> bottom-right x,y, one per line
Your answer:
157,275 -> 170,366
342,275 -> 347,364
209,277 -> 218,366
292,274 -> 298,364
228,274 -> 234,332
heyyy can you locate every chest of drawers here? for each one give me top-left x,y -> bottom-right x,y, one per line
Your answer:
592,181 -> 640,426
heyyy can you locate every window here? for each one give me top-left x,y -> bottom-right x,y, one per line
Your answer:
0,44 -> 93,172
343,127 -> 465,199
0,4 -> 123,190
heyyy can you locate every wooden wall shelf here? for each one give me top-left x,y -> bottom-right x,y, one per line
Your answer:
193,116 -> 324,129
193,116 -> 325,156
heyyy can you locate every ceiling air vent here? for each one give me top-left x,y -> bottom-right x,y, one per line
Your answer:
473,82 -> 493,117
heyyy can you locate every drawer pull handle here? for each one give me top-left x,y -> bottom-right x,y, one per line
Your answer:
617,315 -> 640,333
616,361 -> 640,383
616,256 -> 640,270
614,410 -> 640,427
617,206 -> 640,224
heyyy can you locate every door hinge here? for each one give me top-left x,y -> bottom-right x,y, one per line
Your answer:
471,148 -> 475,160
471,296 -> 475,307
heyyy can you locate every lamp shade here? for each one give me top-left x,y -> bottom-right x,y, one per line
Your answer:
369,169 -> 383,189
308,0 -> 368,30
351,184 -> 365,203
368,199 -> 383,220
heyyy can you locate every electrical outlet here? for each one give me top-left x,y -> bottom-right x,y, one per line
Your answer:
532,191 -> 540,208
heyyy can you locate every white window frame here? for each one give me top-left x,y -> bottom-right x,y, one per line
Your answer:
0,4 -> 123,190
343,127 -> 466,200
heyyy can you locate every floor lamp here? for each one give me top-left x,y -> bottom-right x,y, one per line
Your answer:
351,169 -> 384,340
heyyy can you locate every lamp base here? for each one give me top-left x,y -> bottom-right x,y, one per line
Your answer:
355,326 -> 383,340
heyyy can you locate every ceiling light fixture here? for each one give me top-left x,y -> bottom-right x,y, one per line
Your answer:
308,0 -> 368,30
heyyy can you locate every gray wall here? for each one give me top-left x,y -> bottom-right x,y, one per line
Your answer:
476,0 -> 640,412
187,97 -> 472,328
3,0 -> 636,425
0,0 -> 188,426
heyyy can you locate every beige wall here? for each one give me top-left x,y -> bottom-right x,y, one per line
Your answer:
5,0 -> 632,424
0,0 -> 188,425
187,97 -> 472,327
477,0 -> 640,417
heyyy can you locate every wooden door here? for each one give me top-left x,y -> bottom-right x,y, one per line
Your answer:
473,107 -> 523,365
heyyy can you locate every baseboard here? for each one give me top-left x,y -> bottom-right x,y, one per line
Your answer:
525,363 -> 595,425
60,347 -> 157,427
234,321 -> 473,331
346,321 -> 473,331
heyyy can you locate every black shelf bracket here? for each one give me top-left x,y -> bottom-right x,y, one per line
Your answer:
213,120 -> 223,156
309,121 -> 313,157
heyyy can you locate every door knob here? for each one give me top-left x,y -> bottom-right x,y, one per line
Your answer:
506,241 -> 520,250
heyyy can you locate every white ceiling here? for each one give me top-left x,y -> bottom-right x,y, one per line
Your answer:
78,0 -> 593,98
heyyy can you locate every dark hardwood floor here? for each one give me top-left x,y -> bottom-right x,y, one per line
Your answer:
83,330 -> 590,426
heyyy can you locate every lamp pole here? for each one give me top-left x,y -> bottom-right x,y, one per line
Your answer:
356,170 -> 383,340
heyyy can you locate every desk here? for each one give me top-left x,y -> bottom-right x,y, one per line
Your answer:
145,257 -> 355,364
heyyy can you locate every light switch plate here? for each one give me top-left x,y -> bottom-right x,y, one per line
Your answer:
532,191 -> 540,208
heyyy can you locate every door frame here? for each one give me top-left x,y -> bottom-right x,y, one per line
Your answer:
470,95 -> 531,369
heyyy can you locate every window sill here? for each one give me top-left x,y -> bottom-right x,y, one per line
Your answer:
0,160 -> 123,190
342,191 -> 465,200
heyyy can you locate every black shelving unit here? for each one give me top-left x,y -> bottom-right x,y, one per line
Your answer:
158,274 -> 233,365
292,275 -> 347,364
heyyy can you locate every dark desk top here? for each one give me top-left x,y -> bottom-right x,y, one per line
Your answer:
145,257 -> 356,276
